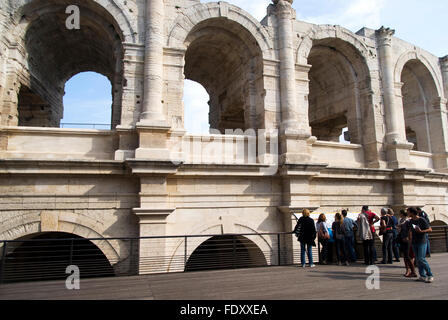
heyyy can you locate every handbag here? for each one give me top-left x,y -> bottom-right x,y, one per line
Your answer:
318,224 -> 330,240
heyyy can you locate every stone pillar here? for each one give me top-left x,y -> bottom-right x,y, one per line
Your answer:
134,208 -> 173,274
376,27 -> 413,168
275,0 -> 297,131
428,97 -> 448,172
441,55 -> 448,97
132,175 -> 175,274
434,56 -> 448,171
274,0 -> 313,163
139,0 -> 166,125
135,0 -> 171,160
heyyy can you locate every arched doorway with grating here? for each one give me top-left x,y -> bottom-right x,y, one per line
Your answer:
184,235 -> 267,272
1,232 -> 115,283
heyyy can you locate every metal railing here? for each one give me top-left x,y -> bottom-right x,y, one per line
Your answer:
0,226 -> 446,285
0,232 -> 299,284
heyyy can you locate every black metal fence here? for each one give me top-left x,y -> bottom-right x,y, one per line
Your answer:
0,226 -> 446,285
0,232 -> 299,284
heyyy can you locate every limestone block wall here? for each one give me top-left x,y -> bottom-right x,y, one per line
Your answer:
0,0 -> 448,276
0,168 -> 140,274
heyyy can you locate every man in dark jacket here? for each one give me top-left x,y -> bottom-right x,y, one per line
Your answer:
294,209 -> 317,268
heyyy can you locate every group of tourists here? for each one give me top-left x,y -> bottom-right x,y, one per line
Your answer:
293,206 -> 434,283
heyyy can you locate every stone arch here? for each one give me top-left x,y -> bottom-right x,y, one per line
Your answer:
166,220 -> 273,272
9,0 -> 135,43
394,51 -> 443,98
179,5 -> 268,131
432,213 -> 448,225
2,0 -> 129,128
167,2 -> 273,59
396,52 -> 443,154
184,234 -> 267,271
303,30 -> 373,150
430,219 -> 448,226
297,25 -> 375,68
0,212 -> 122,267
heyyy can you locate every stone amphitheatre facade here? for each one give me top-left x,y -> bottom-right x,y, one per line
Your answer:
0,0 -> 447,274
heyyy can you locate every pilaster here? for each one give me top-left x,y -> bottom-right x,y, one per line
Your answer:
139,0 -> 168,126
376,27 -> 413,168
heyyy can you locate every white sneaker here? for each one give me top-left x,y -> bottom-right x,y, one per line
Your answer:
415,276 -> 426,282
301,264 -> 306,268
309,264 -> 316,268
425,276 -> 434,283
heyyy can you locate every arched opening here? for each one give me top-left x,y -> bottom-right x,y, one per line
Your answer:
183,79 -> 210,134
401,60 -> 439,153
308,38 -> 370,144
429,220 -> 448,253
185,235 -> 267,272
183,18 -> 264,133
15,0 -> 123,129
1,232 -> 114,283
61,72 -> 112,129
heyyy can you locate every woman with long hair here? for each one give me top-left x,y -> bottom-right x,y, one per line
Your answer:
332,212 -> 349,265
316,213 -> 330,265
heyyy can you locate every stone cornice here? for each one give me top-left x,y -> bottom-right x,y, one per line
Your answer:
0,126 -> 116,136
126,159 -> 180,175
176,163 -> 276,176
279,163 -> 328,177
0,159 -> 128,175
133,208 -> 174,224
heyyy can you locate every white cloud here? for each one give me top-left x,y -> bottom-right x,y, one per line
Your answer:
201,0 -> 271,21
297,0 -> 386,32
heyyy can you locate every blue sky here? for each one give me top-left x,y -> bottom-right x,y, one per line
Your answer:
64,0 -> 447,133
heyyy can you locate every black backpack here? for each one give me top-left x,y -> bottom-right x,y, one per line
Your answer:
293,221 -> 302,239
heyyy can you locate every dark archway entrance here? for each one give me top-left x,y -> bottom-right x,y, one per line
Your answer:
185,235 -> 267,272
183,18 -> 264,132
15,0 -> 124,128
1,232 -> 114,283
429,220 -> 448,253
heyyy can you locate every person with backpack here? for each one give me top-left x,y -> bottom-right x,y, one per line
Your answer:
357,205 -> 379,265
416,207 -> 431,257
397,209 -> 417,277
316,213 -> 330,265
332,212 -> 349,266
408,207 -> 434,283
342,209 -> 357,262
380,208 -> 394,264
293,209 -> 317,268
388,208 -> 401,262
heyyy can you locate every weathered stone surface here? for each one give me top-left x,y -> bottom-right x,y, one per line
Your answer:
0,0 -> 447,275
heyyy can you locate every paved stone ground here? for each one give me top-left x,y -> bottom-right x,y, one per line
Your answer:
0,253 -> 447,300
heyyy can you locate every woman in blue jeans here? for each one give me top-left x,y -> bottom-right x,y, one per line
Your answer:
294,209 -> 317,268
332,212 -> 349,266
407,207 -> 434,283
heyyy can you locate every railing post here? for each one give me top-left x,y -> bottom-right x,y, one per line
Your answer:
277,233 -> 281,266
184,236 -> 188,271
0,241 -> 7,284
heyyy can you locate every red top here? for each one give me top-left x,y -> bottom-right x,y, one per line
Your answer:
365,211 -> 378,234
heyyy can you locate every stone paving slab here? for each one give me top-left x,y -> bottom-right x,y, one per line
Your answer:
0,253 -> 447,300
